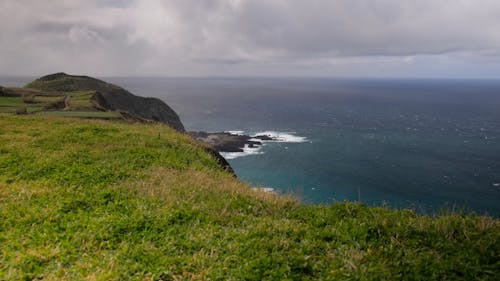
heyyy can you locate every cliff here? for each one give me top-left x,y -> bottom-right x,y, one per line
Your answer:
25,73 -> 185,131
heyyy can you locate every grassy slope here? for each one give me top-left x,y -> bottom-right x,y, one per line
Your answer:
0,87 -> 122,118
0,115 -> 498,280
23,73 -> 185,132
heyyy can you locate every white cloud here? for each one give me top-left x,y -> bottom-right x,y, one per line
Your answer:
0,0 -> 499,77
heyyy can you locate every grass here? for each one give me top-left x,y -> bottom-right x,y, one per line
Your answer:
1,87 -> 120,119
24,74 -> 121,93
0,115 -> 499,280
0,106 -> 43,114
0,87 -> 48,97
66,91 -> 94,109
34,110 -> 121,118
0,96 -> 24,107
32,96 -> 64,104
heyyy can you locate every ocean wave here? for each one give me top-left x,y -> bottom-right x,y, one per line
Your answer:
253,131 -> 308,143
220,130 -> 307,160
220,144 -> 264,160
225,130 -> 245,135
252,187 -> 276,193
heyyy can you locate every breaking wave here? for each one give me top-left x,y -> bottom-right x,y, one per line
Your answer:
220,130 -> 307,159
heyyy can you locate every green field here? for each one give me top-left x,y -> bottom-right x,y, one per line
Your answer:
34,110 -> 121,118
66,91 -> 94,109
32,95 -> 64,104
0,87 -> 122,120
0,97 -> 45,113
0,96 -> 24,107
0,115 -> 499,280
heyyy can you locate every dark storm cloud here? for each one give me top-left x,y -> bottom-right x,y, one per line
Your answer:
1,0 -> 499,77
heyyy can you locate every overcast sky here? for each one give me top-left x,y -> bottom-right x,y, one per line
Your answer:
1,0 -> 500,78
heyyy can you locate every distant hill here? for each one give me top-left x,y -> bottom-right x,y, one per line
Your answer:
24,73 -> 185,131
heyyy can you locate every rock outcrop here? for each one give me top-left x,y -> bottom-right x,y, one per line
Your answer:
189,131 -> 275,153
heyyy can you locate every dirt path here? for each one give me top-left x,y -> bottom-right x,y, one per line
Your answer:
63,95 -> 71,109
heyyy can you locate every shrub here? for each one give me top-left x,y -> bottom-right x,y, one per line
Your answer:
22,94 -> 36,103
15,105 -> 27,115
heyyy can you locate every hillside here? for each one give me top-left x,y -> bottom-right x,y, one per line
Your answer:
23,73 -> 184,131
0,115 -> 498,280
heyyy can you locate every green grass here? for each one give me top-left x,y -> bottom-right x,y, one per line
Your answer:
0,115 -> 498,280
0,87 -> 47,97
32,95 -> 64,104
65,91 -> 95,97
34,110 -> 121,118
0,97 -> 44,113
25,74 -> 121,93
0,96 -> 24,107
1,88 -> 118,118
66,92 -> 95,109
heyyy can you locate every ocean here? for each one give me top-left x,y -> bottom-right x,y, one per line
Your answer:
2,76 -> 500,216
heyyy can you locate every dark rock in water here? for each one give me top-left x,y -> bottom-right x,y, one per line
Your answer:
189,131 -> 278,153
189,131 -> 253,152
25,73 -> 185,132
254,135 -> 274,141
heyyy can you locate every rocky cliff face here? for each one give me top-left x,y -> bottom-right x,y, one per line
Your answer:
25,73 -> 185,131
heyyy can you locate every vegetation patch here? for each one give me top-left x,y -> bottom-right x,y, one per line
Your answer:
0,86 -> 123,120
0,115 -> 498,280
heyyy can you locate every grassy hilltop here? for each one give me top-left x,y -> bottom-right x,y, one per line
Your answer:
0,115 -> 499,280
0,73 -> 184,131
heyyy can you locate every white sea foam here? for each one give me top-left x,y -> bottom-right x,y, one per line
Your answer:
225,130 -> 245,135
252,187 -> 276,193
253,131 -> 308,143
220,130 -> 307,159
220,144 -> 264,160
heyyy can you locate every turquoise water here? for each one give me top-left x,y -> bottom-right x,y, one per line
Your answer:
3,77 -> 499,215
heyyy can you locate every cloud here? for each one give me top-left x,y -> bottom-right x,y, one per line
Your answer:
1,0 -> 499,77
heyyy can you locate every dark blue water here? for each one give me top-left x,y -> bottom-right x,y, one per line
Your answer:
3,77 -> 500,215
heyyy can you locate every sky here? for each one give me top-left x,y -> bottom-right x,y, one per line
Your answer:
1,0 -> 500,78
